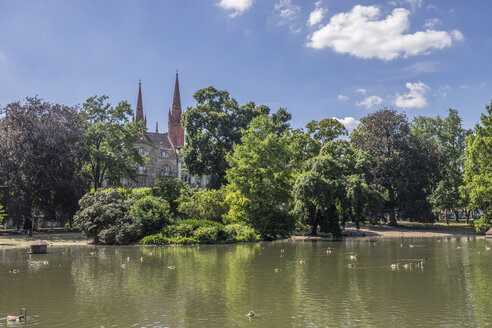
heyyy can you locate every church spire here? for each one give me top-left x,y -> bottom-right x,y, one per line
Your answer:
172,70 -> 181,113
156,121 -> 159,133
135,80 -> 144,123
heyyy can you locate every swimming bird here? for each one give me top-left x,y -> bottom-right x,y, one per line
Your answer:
409,244 -> 414,248
127,257 -> 131,261
347,264 -> 355,269
167,265 -> 176,270
390,264 -> 399,270
140,257 -> 144,262
280,249 -> 285,253
298,260 -> 305,264
6,315 -> 24,322
486,246 -> 490,251
121,264 -> 126,269
43,261 -> 49,265
275,268 -> 282,272
10,269 -> 19,274
326,249 -> 332,254
350,255 -> 357,260
247,311 -> 255,317
403,263 -> 412,269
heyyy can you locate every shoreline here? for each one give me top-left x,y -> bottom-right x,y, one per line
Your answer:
0,224 -> 485,249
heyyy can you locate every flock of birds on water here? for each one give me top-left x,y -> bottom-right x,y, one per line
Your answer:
4,240 -> 491,322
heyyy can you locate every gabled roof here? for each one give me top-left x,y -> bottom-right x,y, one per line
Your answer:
485,228 -> 492,235
140,132 -> 174,149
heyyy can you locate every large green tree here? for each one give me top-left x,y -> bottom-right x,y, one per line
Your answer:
81,95 -> 145,190
182,87 -> 289,189
0,97 -> 88,228
351,108 -> 438,225
412,109 -> 470,222
225,115 -> 295,239
461,101 -> 492,232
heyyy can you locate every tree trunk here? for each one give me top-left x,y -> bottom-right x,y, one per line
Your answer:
388,188 -> 397,226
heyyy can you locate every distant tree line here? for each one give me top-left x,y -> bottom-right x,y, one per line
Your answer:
0,89 -> 490,239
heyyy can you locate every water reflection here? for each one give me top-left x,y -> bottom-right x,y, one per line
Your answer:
0,239 -> 491,327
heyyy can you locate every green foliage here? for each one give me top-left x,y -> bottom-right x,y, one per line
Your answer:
223,224 -> 260,242
225,115 -> 295,239
0,203 -> 5,224
177,188 -> 228,222
74,189 -> 137,244
182,87 -> 290,189
352,108 -> 438,225
193,226 -> 221,243
81,95 -> 145,190
128,195 -> 172,237
461,101 -> 492,233
152,178 -> 190,217
139,233 -> 170,245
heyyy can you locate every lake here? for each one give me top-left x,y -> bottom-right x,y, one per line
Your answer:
1,238 -> 491,327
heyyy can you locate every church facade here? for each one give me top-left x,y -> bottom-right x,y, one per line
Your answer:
123,73 -> 208,188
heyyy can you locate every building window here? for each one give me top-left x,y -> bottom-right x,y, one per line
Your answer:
137,166 -> 146,174
139,148 -> 145,154
161,166 -> 170,176
161,151 -> 169,158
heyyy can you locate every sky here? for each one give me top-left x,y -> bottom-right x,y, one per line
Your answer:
0,0 -> 491,131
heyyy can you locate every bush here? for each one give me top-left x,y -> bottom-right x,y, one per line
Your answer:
74,189 -> 138,244
178,188 -> 228,222
473,214 -> 491,234
140,233 -> 170,245
223,224 -> 259,242
193,226 -> 221,243
152,179 -> 190,217
129,195 -> 172,237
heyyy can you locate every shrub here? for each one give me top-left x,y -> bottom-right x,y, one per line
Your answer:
129,195 -> 172,237
193,226 -> 221,243
223,224 -> 259,242
140,233 -> 170,245
152,179 -> 190,217
178,188 -> 228,222
473,214 -> 491,234
74,189 -> 138,244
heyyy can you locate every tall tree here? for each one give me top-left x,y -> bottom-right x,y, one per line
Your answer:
182,86 -> 289,189
81,95 -> 145,190
225,115 -> 295,239
351,108 -> 438,226
0,97 -> 87,227
461,101 -> 492,233
412,109 -> 470,222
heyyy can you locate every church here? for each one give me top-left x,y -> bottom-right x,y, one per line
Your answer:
122,73 -> 208,188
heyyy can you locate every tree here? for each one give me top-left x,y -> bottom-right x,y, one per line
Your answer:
412,109 -> 470,223
81,95 -> 145,190
182,87 -> 289,189
128,195 -> 172,237
0,97 -> 88,228
177,188 -> 228,222
293,140 -> 383,237
225,115 -> 295,239
0,203 -> 5,224
74,189 -> 138,244
351,108 -> 438,225
152,178 -> 190,218
461,101 -> 492,233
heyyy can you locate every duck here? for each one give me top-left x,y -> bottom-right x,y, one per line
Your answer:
127,257 -> 131,261
403,263 -> 412,269
140,257 -> 144,262
349,255 -> 357,260
326,249 -> 332,254
486,246 -> 490,251
167,265 -> 176,270
121,264 -> 126,269
43,261 -> 49,265
6,315 -> 24,322
10,269 -> 19,274
247,311 -> 255,318
275,268 -> 282,272
409,244 -> 414,248
390,263 -> 399,270
298,260 -> 305,264
347,263 -> 355,269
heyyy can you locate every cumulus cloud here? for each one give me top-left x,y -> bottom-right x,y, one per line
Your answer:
307,5 -> 463,61
218,0 -> 253,17
338,94 -> 349,101
394,81 -> 429,108
356,95 -> 383,109
333,116 -> 360,129
308,2 -> 326,26
356,88 -> 367,94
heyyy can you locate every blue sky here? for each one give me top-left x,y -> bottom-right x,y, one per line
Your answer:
0,0 -> 491,131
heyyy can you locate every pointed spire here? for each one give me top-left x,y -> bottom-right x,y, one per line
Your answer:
156,121 -> 159,133
172,70 -> 181,113
135,80 -> 144,122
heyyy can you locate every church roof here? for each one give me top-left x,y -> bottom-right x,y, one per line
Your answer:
140,132 -> 174,149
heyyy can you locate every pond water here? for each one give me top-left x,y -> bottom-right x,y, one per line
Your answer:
0,238 -> 491,327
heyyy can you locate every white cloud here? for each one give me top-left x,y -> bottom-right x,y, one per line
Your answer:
452,30 -> 464,41
404,0 -> 423,10
407,61 -> 440,73
356,95 -> 383,109
394,81 -> 429,108
424,18 -> 442,29
459,84 -> 470,89
218,0 -> 253,17
274,0 -> 300,20
333,116 -> 360,129
338,94 -> 349,101
307,5 -> 462,61
308,2 -> 326,26
356,88 -> 367,94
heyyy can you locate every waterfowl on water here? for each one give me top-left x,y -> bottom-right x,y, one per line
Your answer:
167,265 -> 176,270
10,269 -> 19,274
247,311 -> 255,317
390,264 -> 399,270
140,257 -> 144,262
326,249 -> 332,254
275,268 -> 282,272
127,257 -> 131,261
298,260 -> 305,264
409,244 -> 414,248
486,246 -> 490,251
347,264 -> 355,269
349,255 -> 357,260
6,315 -> 24,322
121,264 -> 126,269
